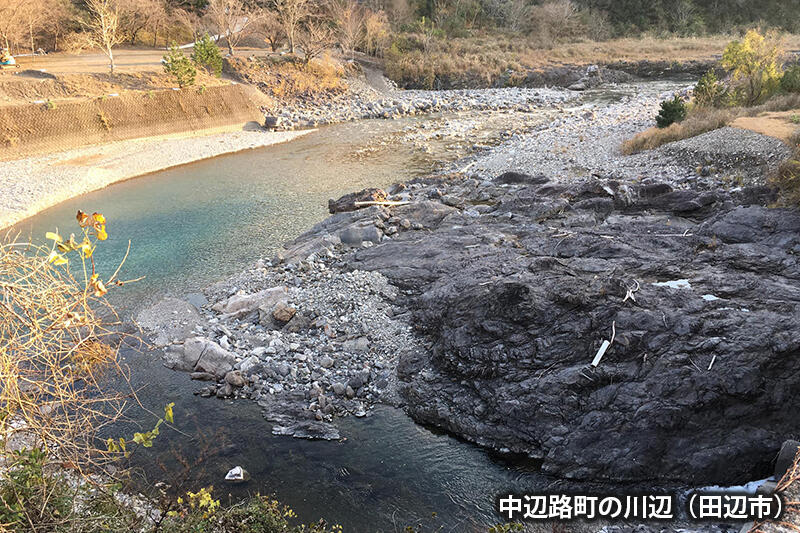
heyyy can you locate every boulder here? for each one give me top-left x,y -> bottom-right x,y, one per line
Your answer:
212,286 -> 288,316
225,370 -> 247,388
264,116 -> 281,130
337,173 -> 800,485
272,302 -> 297,323
182,337 -> 238,378
239,355 -> 263,375
338,224 -> 382,245
137,297 -> 204,347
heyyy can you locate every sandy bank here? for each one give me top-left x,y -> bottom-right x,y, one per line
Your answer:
0,127 -> 312,229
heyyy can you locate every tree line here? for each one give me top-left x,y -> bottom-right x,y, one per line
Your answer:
0,0 -> 797,59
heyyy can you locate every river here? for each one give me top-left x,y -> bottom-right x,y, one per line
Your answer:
11,82 -> 688,532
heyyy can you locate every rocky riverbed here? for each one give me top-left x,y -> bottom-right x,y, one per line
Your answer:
140,84 -> 798,490
263,67 -> 580,130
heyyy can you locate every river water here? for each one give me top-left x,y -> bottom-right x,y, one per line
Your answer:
11,83 -> 687,532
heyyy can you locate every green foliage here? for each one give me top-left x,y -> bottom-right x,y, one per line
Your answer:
163,43 -> 197,88
693,70 -> 727,108
0,448 -> 143,532
192,34 -> 223,78
656,96 -> 687,128
721,29 -> 784,106
0,448 -> 51,528
161,489 -> 341,533
790,113 -> 800,125
107,402 -> 175,456
487,523 -> 524,533
781,66 -> 800,94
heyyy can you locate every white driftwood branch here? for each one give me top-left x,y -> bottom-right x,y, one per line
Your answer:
353,200 -> 410,207
591,321 -> 616,367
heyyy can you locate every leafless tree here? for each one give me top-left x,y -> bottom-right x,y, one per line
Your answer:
258,10 -> 286,52
173,7 -> 204,45
330,0 -> 365,59
273,0 -> 312,53
118,0 -> 166,45
84,0 -> 124,74
206,0 -> 263,55
363,9 -> 390,56
530,0 -> 581,47
295,17 -> 334,67
504,0 -> 531,32
40,0 -> 75,52
0,0 -> 31,52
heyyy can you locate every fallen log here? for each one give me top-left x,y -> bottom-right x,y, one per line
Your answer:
328,188 -> 388,213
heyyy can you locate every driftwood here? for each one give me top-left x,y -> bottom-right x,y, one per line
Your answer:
353,200 -> 410,207
328,188 -> 388,214
591,321 -> 616,367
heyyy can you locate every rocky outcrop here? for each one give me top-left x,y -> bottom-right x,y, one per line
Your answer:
286,168 -> 800,485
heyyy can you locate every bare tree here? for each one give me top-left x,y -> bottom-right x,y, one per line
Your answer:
173,7 -> 204,45
206,0 -> 263,55
330,0 -> 365,59
504,0 -> 531,32
529,0 -> 581,47
84,0 -> 124,74
40,0 -> 75,52
295,17 -> 334,67
273,0 -> 311,53
0,0 -> 31,52
363,9 -> 390,57
118,0 -> 166,44
258,9 -> 286,52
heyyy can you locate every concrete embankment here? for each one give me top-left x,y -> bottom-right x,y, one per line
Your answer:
0,84 -> 267,161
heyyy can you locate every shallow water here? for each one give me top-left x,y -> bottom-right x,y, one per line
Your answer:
11,83 -> 690,531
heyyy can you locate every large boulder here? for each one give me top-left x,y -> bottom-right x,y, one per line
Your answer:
212,286 -> 288,316
163,337 -> 238,378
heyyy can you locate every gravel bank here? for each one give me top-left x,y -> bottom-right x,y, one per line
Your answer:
466,86 -> 791,186
0,128 -> 311,230
267,77 -> 578,130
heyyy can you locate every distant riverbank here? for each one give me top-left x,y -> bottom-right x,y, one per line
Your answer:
0,127 -> 311,230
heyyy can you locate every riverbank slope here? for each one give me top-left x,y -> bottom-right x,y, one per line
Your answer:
0,128 -> 311,230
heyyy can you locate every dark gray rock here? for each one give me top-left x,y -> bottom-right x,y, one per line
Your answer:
339,223 -> 383,245
292,171 -> 800,485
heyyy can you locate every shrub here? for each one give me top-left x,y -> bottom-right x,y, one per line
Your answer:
770,147 -> 800,205
781,65 -> 800,93
0,211 -> 143,530
160,488 -> 339,533
192,33 -> 223,77
163,43 -> 197,88
722,29 -> 784,106
656,96 -> 687,128
693,70 -> 727,108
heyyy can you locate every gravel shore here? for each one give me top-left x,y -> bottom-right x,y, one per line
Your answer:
0,128 -> 311,229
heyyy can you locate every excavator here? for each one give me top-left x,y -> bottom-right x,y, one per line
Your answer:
1,49 -> 19,70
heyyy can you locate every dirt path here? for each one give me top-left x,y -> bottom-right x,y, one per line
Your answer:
731,110 -> 800,143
